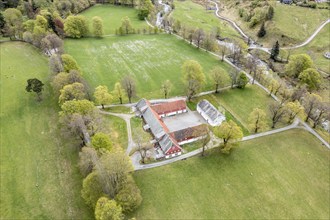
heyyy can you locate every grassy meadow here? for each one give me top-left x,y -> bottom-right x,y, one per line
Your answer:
133,129 -> 330,219
0,42 -> 92,219
64,34 -> 232,101
81,4 -> 148,35
221,1 -> 329,47
289,23 -> 330,73
103,115 -> 128,150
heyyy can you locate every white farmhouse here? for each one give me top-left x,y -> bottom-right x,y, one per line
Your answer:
197,99 -> 226,126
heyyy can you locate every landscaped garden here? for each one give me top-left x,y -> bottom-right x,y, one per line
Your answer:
0,42 -> 93,219
133,129 -> 330,219
64,34 -> 232,101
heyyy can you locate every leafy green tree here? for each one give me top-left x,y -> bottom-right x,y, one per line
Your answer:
182,60 -> 205,102
115,176 -> 142,213
94,85 -> 113,109
137,0 -> 154,20
270,40 -> 280,60
64,15 -> 89,38
92,132 -> 113,152
61,54 -> 80,72
59,82 -> 86,105
210,67 -> 228,93
121,16 -> 132,34
3,8 -> 23,39
95,197 -> 123,220
248,108 -> 267,133
51,72 -> 69,93
92,16 -> 103,38
298,68 -> 321,90
112,82 -> 125,104
214,120 -> 243,148
285,54 -> 313,78
81,172 -> 105,208
237,72 -> 249,89
60,99 -> 95,116
26,78 -> 44,101
284,101 -> 305,123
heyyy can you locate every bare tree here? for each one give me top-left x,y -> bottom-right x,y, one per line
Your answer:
310,102 -> 329,128
193,28 -> 205,49
302,93 -> 322,122
291,85 -> 307,102
269,102 -> 287,128
121,75 -> 136,103
201,129 -> 210,156
229,69 -> 239,88
131,132 -> 153,164
161,80 -> 172,99
218,44 -> 228,62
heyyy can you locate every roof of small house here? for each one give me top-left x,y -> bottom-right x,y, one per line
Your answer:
198,99 -> 223,122
151,100 -> 187,115
170,124 -> 208,142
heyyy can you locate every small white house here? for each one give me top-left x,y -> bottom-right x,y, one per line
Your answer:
197,100 -> 226,126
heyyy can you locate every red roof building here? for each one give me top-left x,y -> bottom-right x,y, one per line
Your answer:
151,100 -> 187,117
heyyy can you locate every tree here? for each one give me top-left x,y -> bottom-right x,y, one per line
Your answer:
3,8 -> 23,39
237,72 -> 249,89
25,78 -> 44,101
201,129 -> 210,156
79,147 -> 98,177
284,101 -> 305,124
291,85 -> 307,102
121,16 -> 132,34
193,28 -> 205,48
0,12 -> 5,30
92,16 -> 104,37
214,120 -> 243,149
268,79 -> 281,96
285,54 -> 313,78
210,67 -> 227,93
121,75 -> 136,103
41,34 -> 63,55
92,132 -> 113,152
64,15 -> 89,38
217,44 -> 228,62
49,54 -> 64,74
229,69 -> 239,88
248,108 -> 267,133
81,172 -> 104,208
269,102 -> 286,128
270,40 -> 280,60
302,93 -> 322,122
94,85 -> 113,109
137,0 -> 154,20
115,176 -> 142,213
95,197 -> 123,220
310,102 -> 329,128
61,54 -> 80,72
266,5 -> 274,20
298,68 -> 321,91
59,82 -> 86,105
131,131 -> 153,164
161,80 -> 172,99
112,82 -> 125,104
181,60 -> 205,102
203,34 -> 216,52
52,72 -> 69,93
257,22 -> 266,38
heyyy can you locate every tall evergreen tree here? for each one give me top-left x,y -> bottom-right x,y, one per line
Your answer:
257,22 -> 266,38
270,41 -> 280,60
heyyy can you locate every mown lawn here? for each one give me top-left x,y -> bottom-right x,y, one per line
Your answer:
130,117 -> 152,144
64,34 -> 232,102
0,42 -> 92,219
171,0 -> 241,40
133,129 -> 330,219
81,4 -> 148,35
289,23 -> 330,73
188,85 -> 277,133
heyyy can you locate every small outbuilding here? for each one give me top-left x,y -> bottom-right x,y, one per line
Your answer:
197,99 -> 226,126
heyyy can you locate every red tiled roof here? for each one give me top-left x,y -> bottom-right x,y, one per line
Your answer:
151,100 -> 187,115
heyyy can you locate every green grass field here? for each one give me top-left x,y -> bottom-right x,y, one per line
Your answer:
222,1 -> 329,47
0,42 -> 92,219
171,0 -> 241,40
81,4 -> 148,35
131,117 -> 152,143
64,34 -> 232,102
104,115 -> 128,149
133,129 -> 330,219
290,23 -> 330,73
